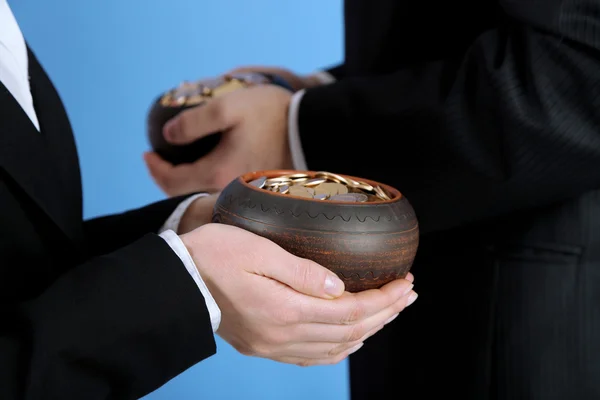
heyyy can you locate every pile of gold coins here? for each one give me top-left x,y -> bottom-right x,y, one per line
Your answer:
160,73 -> 271,108
248,172 -> 392,202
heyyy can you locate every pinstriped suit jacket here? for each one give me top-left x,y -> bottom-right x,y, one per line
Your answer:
297,0 -> 600,398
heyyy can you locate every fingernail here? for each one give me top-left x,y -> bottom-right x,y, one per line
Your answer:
406,291 -> 418,307
349,343 -> 364,354
403,284 -> 414,296
385,313 -> 399,325
325,274 -> 344,297
163,118 -> 179,141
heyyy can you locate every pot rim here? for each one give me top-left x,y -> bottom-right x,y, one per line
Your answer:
238,169 -> 402,205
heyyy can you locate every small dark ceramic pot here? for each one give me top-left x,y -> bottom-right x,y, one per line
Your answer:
146,73 -> 292,165
147,101 -> 221,165
212,170 -> 420,292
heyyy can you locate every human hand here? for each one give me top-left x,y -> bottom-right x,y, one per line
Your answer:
181,223 -> 417,366
144,84 -> 292,196
177,192 -> 220,235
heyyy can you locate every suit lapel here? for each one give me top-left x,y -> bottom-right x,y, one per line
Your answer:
0,48 -> 82,243
28,48 -> 84,235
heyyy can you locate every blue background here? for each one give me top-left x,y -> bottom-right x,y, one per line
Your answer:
11,0 -> 346,399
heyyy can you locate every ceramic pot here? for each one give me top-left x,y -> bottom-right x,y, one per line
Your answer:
212,170 -> 419,292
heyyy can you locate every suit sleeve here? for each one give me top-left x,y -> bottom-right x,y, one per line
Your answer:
0,233 -> 216,400
297,0 -> 600,235
83,195 -> 195,257
324,64 -> 345,80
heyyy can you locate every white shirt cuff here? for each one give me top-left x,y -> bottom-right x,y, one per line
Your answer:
158,194 -> 221,332
288,89 -> 309,171
307,71 -> 336,85
159,193 -> 207,234
160,229 -> 222,332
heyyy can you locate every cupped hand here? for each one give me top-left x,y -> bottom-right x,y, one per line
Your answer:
144,84 -> 292,197
181,223 -> 417,366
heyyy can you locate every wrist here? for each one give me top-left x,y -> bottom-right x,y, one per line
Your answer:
178,194 -> 218,234
300,76 -> 320,89
180,224 -> 219,291
180,224 -> 209,275
301,71 -> 336,88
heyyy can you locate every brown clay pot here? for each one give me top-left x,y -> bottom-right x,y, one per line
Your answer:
212,170 -> 420,292
146,99 -> 222,165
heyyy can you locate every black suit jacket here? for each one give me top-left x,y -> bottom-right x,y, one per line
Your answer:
298,0 -> 600,399
0,50 -> 216,399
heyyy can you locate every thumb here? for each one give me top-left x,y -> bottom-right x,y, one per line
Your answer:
143,151 -> 174,181
264,256 -> 345,299
143,151 -> 198,196
163,98 -> 234,145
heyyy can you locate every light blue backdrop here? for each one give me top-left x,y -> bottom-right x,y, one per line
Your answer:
11,1 -> 346,399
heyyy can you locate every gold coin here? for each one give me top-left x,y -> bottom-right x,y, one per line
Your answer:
303,178 -> 327,187
288,185 -> 313,199
354,182 -> 375,192
267,183 -> 288,190
374,186 -> 391,200
288,185 -> 308,194
315,171 -> 338,183
211,79 -> 245,97
280,173 -> 309,180
160,94 -> 173,106
345,177 -> 360,187
327,173 -> 350,185
315,171 -> 349,185
314,182 -> 348,197
343,177 -> 372,191
330,182 -> 348,195
313,187 -> 327,196
185,95 -> 206,106
266,177 -> 292,186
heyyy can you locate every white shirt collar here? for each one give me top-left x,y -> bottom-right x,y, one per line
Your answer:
0,0 -> 28,81
0,0 -> 40,130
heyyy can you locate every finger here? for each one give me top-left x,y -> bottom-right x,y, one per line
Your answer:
258,255 -> 345,300
228,65 -> 277,74
271,339 -> 364,359
163,98 -> 236,145
291,289 -> 416,343
144,151 -> 175,180
277,318 -> 388,359
180,140 -> 250,190
143,152 -> 198,195
298,278 -> 415,324
269,343 -> 364,367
